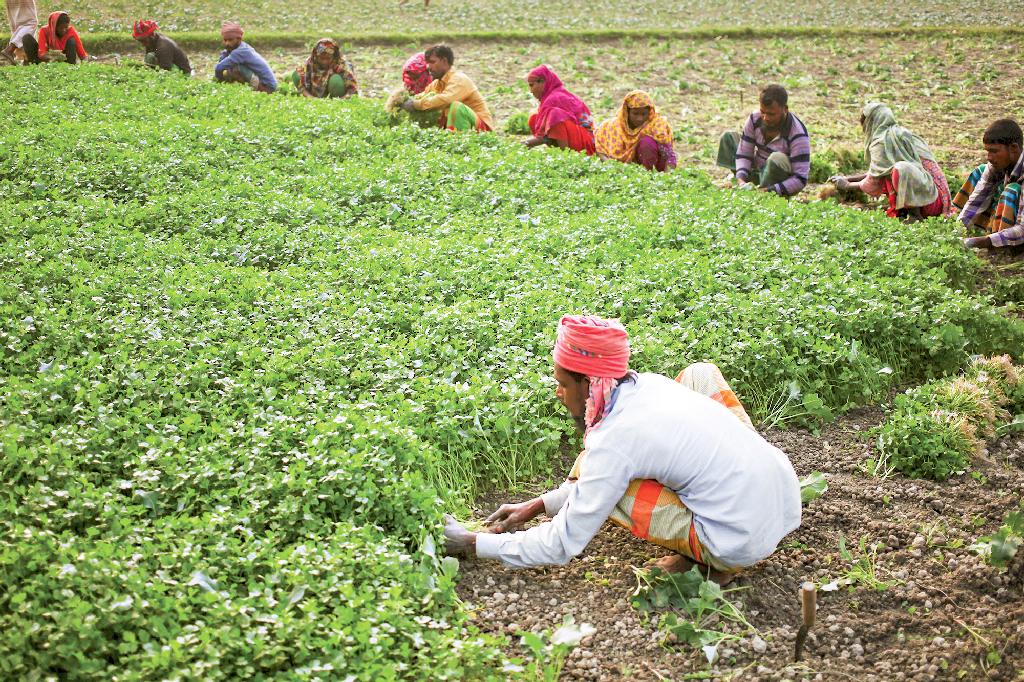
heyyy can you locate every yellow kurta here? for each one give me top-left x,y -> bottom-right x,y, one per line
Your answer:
414,68 -> 493,130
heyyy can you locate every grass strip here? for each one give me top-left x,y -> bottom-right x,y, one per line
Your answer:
7,25 -> 1022,56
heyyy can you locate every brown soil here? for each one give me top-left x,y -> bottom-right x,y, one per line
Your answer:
456,409 -> 1024,682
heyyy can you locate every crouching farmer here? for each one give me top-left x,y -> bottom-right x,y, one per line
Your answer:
132,20 -> 192,76
443,315 -> 802,583
214,21 -> 276,93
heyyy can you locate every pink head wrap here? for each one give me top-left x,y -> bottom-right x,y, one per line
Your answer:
527,65 -> 592,138
553,315 -> 631,434
553,314 -> 630,377
220,21 -> 244,39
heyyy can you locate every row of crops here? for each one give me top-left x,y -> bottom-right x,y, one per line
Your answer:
2,66 -> 1023,680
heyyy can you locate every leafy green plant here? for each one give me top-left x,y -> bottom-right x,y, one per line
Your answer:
971,511 -> 1024,568
504,110 -> 531,135
505,615 -> 596,682
822,536 -> 900,592
799,472 -> 828,502
631,567 -> 754,664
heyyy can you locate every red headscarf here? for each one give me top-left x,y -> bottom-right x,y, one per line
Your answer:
527,65 -> 592,138
402,52 -> 433,95
40,11 -> 74,51
553,315 -> 632,434
132,20 -> 158,40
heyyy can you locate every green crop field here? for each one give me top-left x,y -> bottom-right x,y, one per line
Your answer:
2,64 -> 1023,680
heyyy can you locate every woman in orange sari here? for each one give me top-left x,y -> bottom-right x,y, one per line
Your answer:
523,65 -> 595,155
594,91 -> 676,172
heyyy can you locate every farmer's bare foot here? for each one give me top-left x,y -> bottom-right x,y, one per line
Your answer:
649,554 -> 734,585
652,554 -> 695,574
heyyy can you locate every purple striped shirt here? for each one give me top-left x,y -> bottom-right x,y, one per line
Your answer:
735,110 -> 811,196
959,152 -> 1024,247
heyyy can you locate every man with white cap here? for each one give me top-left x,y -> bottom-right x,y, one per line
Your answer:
214,21 -> 277,93
443,314 -> 802,582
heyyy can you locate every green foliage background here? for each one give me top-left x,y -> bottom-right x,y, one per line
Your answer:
2,66 -> 1023,679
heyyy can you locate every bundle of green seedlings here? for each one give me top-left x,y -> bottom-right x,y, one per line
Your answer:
874,355 -> 1024,480
374,86 -> 443,128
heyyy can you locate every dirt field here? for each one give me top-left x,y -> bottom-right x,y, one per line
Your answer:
26,0 -> 1023,34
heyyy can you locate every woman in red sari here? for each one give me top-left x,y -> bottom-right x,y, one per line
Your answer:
523,65 -> 595,155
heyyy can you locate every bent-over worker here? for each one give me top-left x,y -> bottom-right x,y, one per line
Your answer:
443,315 -> 802,583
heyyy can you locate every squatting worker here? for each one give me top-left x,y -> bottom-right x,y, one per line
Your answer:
132,20 -> 192,76
401,44 -> 492,132
443,315 -> 802,583
960,119 -> 1023,250
716,84 -> 810,196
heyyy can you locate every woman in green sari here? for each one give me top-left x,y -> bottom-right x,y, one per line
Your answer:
830,103 -> 954,222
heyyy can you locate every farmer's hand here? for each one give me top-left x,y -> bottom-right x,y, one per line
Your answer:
485,497 -> 545,533
442,514 -> 477,555
402,97 -> 416,113
834,177 -> 851,191
827,175 -> 845,185
964,235 -> 993,249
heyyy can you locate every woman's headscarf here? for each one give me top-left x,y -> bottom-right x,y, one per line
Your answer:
862,102 -> 936,178
594,91 -> 674,163
41,11 -> 73,51
402,52 -> 433,95
300,38 -> 357,98
132,20 -> 158,40
526,65 -> 592,138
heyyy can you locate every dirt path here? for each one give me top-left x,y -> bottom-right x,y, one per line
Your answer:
456,405 -> 1024,682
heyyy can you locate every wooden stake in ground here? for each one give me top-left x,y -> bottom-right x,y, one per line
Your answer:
794,581 -> 817,661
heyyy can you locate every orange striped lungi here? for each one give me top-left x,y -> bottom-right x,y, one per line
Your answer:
569,362 -> 753,572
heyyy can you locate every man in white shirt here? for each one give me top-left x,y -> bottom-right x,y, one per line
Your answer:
443,314 -> 802,582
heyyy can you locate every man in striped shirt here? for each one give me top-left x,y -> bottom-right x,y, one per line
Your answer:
715,84 -> 811,197
960,119 -> 1023,250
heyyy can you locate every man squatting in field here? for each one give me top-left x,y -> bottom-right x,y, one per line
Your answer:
401,44 -> 493,132
443,315 -> 802,583
132,20 -> 192,76
960,119 -> 1024,251
214,21 -> 277,94
714,84 -> 811,197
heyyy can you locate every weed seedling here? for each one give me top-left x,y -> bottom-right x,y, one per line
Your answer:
822,536 -> 900,592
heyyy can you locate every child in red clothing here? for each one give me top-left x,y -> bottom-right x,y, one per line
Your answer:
23,11 -> 86,64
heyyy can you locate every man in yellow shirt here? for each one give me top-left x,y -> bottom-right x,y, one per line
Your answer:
402,44 -> 493,132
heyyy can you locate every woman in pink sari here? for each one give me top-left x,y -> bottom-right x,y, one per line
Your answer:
523,65 -> 595,155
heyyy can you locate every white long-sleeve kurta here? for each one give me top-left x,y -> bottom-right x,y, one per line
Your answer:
476,373 -> 801,569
